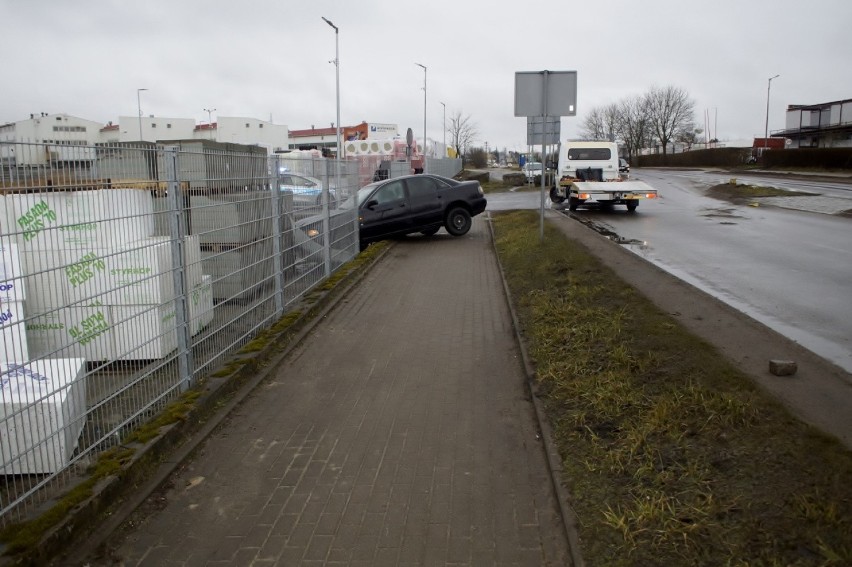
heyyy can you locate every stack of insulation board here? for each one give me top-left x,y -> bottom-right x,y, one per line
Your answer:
0,189 -> 212,362
0,358 -> 87,474
0,242 -> 28,363
155,191 -> 279,302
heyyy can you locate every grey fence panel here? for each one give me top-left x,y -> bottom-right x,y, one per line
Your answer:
425,157 -> 462,178
0,141 -> 359,525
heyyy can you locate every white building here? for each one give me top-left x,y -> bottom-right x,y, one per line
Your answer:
772,98 -> 852,148
113,115 -> 289,154
116,115 -> 196,143
205,117 -> 289,154
0,113 -> 105,166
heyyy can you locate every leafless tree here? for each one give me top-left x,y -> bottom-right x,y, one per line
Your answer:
676,126 -> 704,151
646,85 -> 696,155
579,103 -> 620,141
580,107 -> 607,140
617,95 -> 652,162
448,111 -> 478,159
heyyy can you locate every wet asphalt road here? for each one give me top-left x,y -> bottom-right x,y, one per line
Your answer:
486,168 -> 852,374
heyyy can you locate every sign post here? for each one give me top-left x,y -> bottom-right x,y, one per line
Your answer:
514,71 -> 577,240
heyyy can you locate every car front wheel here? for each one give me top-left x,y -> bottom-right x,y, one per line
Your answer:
445,207 -> 472,236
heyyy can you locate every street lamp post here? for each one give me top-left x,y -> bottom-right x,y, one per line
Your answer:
415,63 -> 427,161
440,102 -> 446,159
136,88 -> 148,141
764,74 -> 780,152
203,108 -> 216,140
322,17 -> 341,163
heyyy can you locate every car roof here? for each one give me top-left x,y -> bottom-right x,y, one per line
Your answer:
362,174 -> 460,190
283,173 -> 321,183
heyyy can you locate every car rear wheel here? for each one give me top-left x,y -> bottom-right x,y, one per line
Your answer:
445,207 -> 472,236
626,202 -> 638,212
568,197 -> 581,211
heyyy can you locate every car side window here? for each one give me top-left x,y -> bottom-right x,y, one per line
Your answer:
406,177 -> 438,201
372,180 -> 405,205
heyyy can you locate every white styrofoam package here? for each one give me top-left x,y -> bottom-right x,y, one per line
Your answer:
0,300 -> 28,364
103,235 -> 202,305
8,189 -> 154,251
27,305 -> 115,362
19,249 -> 68,311
0,358 -> 87,474
24,235 -> 203,309
111,304 -> 178,360
189,274 -> 214,336
0,242 -> 25,302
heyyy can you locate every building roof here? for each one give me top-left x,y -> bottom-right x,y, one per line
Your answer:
290,126 -> 337,137
786,97 -> 852,111
753,137 -> 786,148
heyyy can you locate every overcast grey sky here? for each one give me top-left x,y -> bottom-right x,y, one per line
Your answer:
3,0 -> 851,151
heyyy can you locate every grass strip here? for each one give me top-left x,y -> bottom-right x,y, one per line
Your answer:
492,209 -> 851,566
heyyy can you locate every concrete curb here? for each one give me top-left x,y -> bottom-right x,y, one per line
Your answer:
13,245 -> 392,567
485,211 -> 586,567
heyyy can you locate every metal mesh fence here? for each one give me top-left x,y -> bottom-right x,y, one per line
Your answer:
0,141 -> 359,524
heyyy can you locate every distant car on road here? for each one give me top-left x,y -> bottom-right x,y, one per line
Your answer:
619,158 -> 630,173
356,174 -> 487,248
523,161 -> 543,181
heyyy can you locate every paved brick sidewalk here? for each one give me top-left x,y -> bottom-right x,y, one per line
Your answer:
86,218 -> 571,566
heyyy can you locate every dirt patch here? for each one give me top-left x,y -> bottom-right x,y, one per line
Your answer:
706,183 -> 817,204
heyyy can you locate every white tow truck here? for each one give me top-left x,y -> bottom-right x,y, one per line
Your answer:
549,141 -> 657,212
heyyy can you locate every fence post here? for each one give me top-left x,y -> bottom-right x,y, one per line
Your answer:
163,146 -> 194,391
269,156 -> 285,317
322,158 -> 332,278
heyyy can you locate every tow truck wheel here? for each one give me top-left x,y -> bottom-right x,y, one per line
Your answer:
568,197 -> 580,211
549,187 -> 565,204
626,202 -> 638,212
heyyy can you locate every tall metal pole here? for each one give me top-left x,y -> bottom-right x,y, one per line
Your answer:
203,108 -> 216,140
416,63 -> 427,160
440,102 -> 446,158
137,88 -> 148,141
765,74 -> 779,151
322,17 -> 341,193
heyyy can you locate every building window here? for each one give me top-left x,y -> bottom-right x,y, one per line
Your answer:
167,123 -> 172,128
246,123 -> 250,128
259,124 -> 263,128
151,123 -> 157,128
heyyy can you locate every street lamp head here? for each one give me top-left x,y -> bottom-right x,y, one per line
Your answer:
769,74 -> 780,81
415,62 -> 426,71
321,16 -> 338,31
